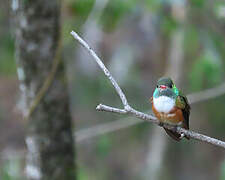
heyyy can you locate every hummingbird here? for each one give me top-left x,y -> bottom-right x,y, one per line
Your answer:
150,77 -> 190,141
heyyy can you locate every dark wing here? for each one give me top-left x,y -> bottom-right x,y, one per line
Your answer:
163,128 -> 181,141
176,94 -> 190,130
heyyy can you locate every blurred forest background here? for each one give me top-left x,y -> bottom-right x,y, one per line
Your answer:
0,0 -> 225,179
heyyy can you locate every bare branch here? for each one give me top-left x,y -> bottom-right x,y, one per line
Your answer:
71,31 -> 129,108
187,82 -> 225,104
176,127 -> 225,148
75,117 -> 141,143
71,30 -> 225,149
96,104 -> 157,123
96,104 -> 127,114
76,82 -> 225,142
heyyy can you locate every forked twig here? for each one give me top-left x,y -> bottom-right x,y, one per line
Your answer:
71,30 -> 225,149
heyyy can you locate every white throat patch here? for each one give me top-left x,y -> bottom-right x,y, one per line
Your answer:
153,96 -> 175,113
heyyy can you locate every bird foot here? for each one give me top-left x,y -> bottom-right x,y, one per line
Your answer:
180,133 -> 185,139
158,122 -> 164,127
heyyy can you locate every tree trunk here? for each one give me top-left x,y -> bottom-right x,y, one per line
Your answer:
13,0 -> 76,179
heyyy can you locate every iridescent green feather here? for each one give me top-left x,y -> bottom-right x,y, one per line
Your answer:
175,95 -> 186,109
175,88 -> 191,129
173,84 -> 187,109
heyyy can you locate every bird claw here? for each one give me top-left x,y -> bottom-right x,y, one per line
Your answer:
180,133 -> 185,139
158,122 -> 164,127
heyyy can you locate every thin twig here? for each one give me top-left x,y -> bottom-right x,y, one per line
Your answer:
71,30 -> 225,149
187,82 -> 225,104
75,117 -> 141,143
71,31 -> 129,108
97,104 -> 157,122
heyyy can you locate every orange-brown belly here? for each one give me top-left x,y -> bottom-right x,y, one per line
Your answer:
152,103 -> 184,125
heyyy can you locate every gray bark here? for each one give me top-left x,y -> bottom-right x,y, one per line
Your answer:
13,0 -> 75,180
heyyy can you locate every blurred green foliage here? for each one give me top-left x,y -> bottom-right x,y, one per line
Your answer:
97,136 -> 112,157
100,0 -> 137,31
207,97 -> 225,130
184,26 -> 199,55
74,75 -> 115,108
145,0 -> 161,12
189,0 -> 205,8
161,15 -> 178,36
69,0 -> 95,23
0,35 -> 16,76
0,156 -> 23,180
1,0 -> 225,179
189,50 -> 223,91
78,167 -> 89,180
211,32 -> 225,59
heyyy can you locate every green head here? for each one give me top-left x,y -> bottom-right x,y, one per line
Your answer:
153,77 -> 179,98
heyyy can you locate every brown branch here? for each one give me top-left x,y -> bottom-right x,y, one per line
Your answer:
71,30 -> 225,149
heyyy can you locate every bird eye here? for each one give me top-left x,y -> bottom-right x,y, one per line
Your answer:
169,84 -> 173,88
156,85 -> 159,88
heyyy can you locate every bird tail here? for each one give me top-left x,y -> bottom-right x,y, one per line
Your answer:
163,128 -> 181,141
163,128 -> 190,141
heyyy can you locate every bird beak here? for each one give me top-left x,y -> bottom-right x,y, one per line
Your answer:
159,85 -> 167,90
